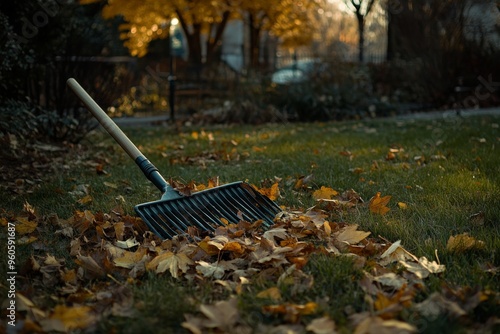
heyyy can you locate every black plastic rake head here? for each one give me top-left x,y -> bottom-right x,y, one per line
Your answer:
67,78 -> 282,239
135,181 -> 281,239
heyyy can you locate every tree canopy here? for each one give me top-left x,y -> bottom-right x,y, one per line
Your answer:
81,0 -> 325,67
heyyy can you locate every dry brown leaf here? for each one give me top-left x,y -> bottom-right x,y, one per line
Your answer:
354,316 -> 416,334
147,251 -> 193,278
113,248 -> 148,269
447,233 -> 485,253
114,222 -> 125,240
196,261 -> 226,279
263,227 -> 288,243
199,297 -> 240,330
379,240 -> 417,266
75,254 -> 106,279
373,272 -> 408,290
115,237 -> 140,249
306,316 -> 337,334
414,292 -> 467,320
198,238 -> 222,256
336,225 -> 371,245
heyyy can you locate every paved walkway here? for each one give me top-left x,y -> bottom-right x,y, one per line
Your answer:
392,107 -> 500,121
111,107 -> 500,127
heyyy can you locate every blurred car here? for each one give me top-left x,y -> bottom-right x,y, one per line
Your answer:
271,59 -> 323,85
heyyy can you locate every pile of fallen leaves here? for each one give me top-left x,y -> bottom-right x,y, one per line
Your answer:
2,184 -> 498,333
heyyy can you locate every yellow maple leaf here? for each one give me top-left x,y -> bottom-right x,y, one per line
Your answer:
113,248 -> 148,269
147,251 -> 193,278
369,192 -> 391,215
447,233 -> 485,253
312,186 -> 339,200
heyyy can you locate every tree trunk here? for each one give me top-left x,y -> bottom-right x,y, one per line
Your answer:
248,13 -> 262,68
386,10 -> 394,61
206,10 -> 230,64
356,13 -> 365,62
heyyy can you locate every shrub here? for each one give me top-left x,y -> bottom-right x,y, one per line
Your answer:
0,99 -> 96,144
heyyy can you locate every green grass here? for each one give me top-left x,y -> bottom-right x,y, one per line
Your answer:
2,114 -> 499,332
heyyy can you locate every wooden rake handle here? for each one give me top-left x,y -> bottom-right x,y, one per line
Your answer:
67,78 -> 179,198
67,78 -> 143,160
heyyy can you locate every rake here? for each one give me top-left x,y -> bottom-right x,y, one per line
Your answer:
67,78 -> 281,239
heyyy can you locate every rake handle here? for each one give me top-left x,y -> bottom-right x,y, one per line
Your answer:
67,78 -> 178,198
67,78 -> 142,160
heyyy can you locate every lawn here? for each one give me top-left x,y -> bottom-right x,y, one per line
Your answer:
1,113 -> 499,333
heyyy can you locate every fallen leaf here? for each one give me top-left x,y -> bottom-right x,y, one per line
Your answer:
103,181 -> 118,189
373,272 -> 407,290
294,174 -> 314,189
397,202 -> 408,210
447,233 -> 485,253
198,297 -> 240,331
414,292 -> 467,320
339,150 -> 352,157
354,316 -> 416,334
77,195 -> 93,205
379,240 -> 417,266
263,301 -> 318,323
15,217 -> 38,235
75,254 -> 106,279
147,251 -> 193,278
386,151 -> 396,160
115,237 -> 140,249
113,248 -> 148,269
255,182 -> 280,201
399,256 -> 445,279
257,287 -> 282,301
417,256 -> 446,274
468,212 -> 485,226
336,225 -> 371,245
46,305 -> 95,331
196,261 -> 226,279
369,192 -> 391,215
312,186 -> 339,200
306,316 -> 337,334
263,227 -> 288,243
350,167 -> 364,174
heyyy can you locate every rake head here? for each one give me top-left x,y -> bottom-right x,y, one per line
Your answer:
134,181 -> 281,239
